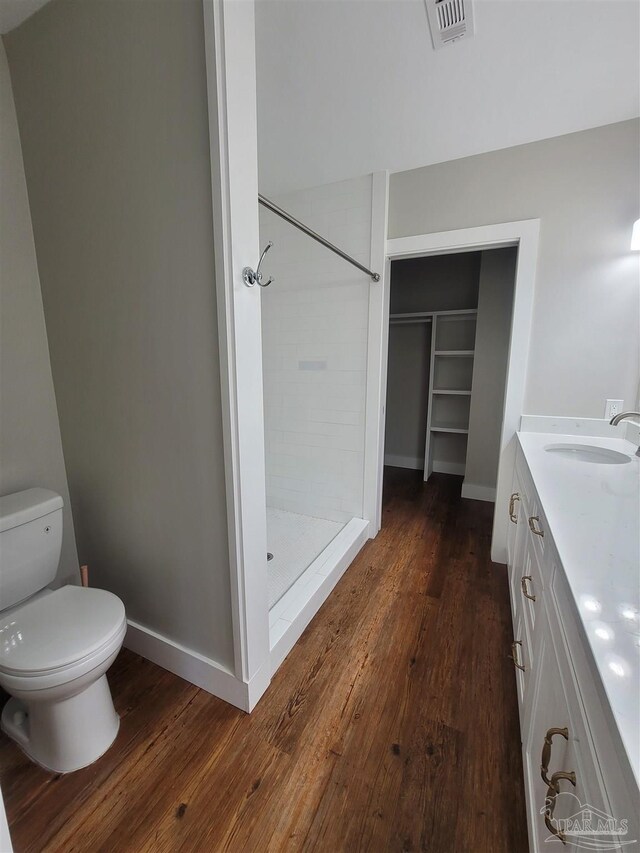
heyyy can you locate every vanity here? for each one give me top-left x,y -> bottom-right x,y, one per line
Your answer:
506,424 -> 639,851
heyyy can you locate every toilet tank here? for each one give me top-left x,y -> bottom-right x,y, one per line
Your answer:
0,488 -> 64,611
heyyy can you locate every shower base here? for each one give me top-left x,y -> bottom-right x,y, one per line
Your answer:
267,512 -> 370,675
267,508 -> 344,608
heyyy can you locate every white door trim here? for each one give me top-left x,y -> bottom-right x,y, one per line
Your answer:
381,219 -> 541,562
363,172 -> 390,536
203,0 -> 270,710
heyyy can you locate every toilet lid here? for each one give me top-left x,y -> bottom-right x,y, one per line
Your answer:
0,586 -> 126,675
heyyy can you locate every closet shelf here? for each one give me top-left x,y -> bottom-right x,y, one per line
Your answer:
389,309 -> 477,320
430,425 -> 469,435
389,312 -> 432,320
388,304 -> 477,483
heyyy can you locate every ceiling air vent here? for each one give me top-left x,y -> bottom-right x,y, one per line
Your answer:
425,0 -> 475,50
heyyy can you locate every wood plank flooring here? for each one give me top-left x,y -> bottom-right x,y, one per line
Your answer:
0,470 -> 528,852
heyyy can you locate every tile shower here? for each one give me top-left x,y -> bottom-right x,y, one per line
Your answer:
259,175 -> 373,610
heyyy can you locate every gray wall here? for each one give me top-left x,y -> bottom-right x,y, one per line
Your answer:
389,120 -> 640,418
464,248 -> 517,495
384,323 -> 431,467
0,43 -> 79,587
4,0 -> 233,665
390,252 -> 480,314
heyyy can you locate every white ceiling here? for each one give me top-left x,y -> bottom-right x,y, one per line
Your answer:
0,0 -> 50,33
255,0 -> 640,195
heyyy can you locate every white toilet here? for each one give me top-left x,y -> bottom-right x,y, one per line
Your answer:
0,488 -> 126,773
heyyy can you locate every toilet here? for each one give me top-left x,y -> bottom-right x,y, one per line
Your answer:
0,488 -> 126,773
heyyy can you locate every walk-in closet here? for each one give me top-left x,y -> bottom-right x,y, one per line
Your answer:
384,248 -> 517,502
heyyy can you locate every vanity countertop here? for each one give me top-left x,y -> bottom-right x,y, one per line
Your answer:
517,430 -> 639,787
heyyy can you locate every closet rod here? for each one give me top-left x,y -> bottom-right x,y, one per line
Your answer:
259,194 -> 381,282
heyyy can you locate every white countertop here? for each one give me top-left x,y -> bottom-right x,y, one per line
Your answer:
517,430 -> 640,787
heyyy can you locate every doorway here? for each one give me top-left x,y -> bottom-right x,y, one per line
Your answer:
384,247 -> 517,502
375,221 -> 540,563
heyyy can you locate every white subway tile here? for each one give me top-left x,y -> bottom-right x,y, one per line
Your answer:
261,176 -> 372,524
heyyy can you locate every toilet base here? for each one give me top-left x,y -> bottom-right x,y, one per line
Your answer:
1,675 -> 120,773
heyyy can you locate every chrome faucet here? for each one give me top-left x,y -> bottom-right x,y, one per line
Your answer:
609,412 -> 640,457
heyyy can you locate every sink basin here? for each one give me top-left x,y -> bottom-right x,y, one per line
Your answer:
544,443 -> 631,464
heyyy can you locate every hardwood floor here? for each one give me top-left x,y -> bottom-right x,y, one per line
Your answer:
0,470 -> 528,853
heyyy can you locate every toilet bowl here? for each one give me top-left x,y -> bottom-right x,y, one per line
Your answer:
0,585 -> 127,773
0,488 -> 127,773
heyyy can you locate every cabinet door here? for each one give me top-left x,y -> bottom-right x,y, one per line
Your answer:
523,599 -> 616,852
511,608 -> 531,728
520,530 -> 543,649
549,548 -> 640,852
507,471 -> 526,627
506,472 -> 522,570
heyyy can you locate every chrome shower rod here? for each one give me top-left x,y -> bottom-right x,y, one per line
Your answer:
258,193 -> 381,282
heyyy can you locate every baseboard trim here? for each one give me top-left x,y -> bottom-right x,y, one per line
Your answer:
124,619 -> 249,711
384,454 -> 423,470
269,518 -> 370,675
246,662 -> 271,712
461,481 -> 496,502
432,461 -> 466,476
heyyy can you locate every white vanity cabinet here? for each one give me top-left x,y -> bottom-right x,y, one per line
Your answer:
507,453 -> 547,734
507,442 -> 639,852
524,563 -> 615,851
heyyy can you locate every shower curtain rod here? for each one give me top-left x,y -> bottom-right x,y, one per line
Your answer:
258,193 -> 381,282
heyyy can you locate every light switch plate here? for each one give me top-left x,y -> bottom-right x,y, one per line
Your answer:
604,399 -> 624,419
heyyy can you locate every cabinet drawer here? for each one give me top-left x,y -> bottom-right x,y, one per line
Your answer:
521,532 -> 543,641
515,444 -> 547,560
507,467 -> 526,624
506,489 -> 520,566
526,493 -> 547,563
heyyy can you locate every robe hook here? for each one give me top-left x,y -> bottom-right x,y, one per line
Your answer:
243,242 -> 274,287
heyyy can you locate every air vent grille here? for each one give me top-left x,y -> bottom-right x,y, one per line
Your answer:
425,0 -> 475,50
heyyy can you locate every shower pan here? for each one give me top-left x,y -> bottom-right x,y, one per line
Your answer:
266,508 -> 345,607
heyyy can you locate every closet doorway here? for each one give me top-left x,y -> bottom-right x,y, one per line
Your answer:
383,246 -> 517,503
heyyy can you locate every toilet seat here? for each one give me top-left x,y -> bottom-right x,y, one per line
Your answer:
0,585 -> 126,690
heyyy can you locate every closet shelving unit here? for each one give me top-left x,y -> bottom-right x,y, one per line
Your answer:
389,308 -> 478,480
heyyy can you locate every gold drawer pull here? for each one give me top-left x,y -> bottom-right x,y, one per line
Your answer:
544,770 -> 577,844
540,727 -> 568,785
508,492 -> 520,523
521,575 -> 536,602
509,640 -> 525,671
528,516 -> 544,537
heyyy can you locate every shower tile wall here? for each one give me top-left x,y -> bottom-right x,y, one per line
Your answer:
260,175 -> 372,523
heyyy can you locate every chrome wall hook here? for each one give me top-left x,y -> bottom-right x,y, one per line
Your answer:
243,241 -> 274,288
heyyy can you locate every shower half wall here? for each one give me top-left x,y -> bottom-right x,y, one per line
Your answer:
259,175 -> 374,664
